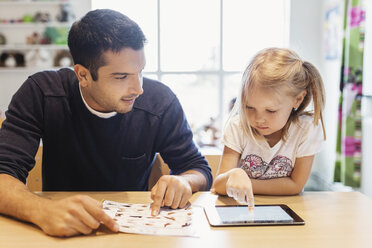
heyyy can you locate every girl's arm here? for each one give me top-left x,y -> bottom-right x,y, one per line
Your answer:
251,155 -> 314,195
212,146 -> 241,195
212,147 -> 254,209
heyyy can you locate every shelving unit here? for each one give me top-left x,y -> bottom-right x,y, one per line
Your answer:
0,44 -> 67,49
0,66 -> 63,73
0,0 -> 91,115
0,0 -> 73,5
0,22 -> 71,28
0,0 -> 87,72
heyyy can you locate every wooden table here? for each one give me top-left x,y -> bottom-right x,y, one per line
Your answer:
0,191 -> 371,248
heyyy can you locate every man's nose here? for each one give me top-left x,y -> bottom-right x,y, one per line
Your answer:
130,73 -> 144,95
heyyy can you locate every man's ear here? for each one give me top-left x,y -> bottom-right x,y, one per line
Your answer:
294,90 -> 307,108
73,64 -> 92,87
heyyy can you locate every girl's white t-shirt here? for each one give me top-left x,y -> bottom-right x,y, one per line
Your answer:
222,115 -> 324,179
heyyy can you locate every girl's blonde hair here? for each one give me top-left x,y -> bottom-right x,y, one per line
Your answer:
232,47 -> 326,141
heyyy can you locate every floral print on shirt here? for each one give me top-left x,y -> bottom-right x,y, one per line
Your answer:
240,154 -> 293,179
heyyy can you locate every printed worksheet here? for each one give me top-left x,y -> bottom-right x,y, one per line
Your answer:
102,200 -> 196,237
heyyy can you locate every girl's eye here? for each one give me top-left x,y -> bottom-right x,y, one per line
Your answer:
246,106 -> 254,110
267,110 -> 277,114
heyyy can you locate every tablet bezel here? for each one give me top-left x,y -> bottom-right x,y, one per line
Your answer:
204,204 -> 305,226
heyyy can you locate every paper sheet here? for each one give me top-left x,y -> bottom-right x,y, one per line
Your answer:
102,200 -> 196,237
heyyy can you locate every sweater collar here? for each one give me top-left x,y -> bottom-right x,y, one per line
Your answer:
79,84 -> 117,119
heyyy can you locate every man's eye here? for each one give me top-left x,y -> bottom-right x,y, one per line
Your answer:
115,76 -> 127,80
246,106 -> 254,110
267,110 -> 277,114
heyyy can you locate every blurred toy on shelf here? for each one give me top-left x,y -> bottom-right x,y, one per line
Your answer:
22,14 -> 34,23
25,49 -> 52,68
195,117 -> 221,148
0,33 -> 6,45
54,50 -> 73,67
44,27 -> 68,44
0,52 -> 25,67
26,31 -> 52,45
57,3 -> 75,23
34,11 -> 51,23
26,32 -> 40,44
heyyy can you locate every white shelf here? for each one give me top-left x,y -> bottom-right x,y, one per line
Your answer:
0,22 -> 72,28
0,66 -> 70,72
0,44 -> 68,50
0,0 -> 70,5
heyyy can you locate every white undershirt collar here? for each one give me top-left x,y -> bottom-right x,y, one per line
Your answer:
79,84 -> 117,119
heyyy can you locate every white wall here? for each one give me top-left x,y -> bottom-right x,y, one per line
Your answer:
289,0 -> 323,69
289,0 -> 342,190
361,0 -> 372,198
0,73 -> 29,117
290,0 -> 372,196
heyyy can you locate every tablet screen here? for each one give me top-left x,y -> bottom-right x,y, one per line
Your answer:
204,204 -> 305,226
216,205 -> 293,223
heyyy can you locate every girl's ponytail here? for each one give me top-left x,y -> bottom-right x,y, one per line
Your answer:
302,61 -> 326,140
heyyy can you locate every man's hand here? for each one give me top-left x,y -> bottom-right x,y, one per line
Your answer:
226,168 -> 255,210
150,175 -> 192,216
33,195 -> 119,237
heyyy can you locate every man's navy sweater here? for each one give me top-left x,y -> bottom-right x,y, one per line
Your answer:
0,68 -> 212,191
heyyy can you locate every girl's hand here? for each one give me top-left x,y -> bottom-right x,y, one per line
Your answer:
226,168 -> 255,209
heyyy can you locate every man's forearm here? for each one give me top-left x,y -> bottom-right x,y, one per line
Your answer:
0,174 -> 47,225
179,170 -> 208,192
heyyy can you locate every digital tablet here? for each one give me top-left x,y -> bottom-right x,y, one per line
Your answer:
204,204 -> 305,226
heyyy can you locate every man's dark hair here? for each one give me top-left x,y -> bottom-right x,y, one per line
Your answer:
68,9 -> 146,81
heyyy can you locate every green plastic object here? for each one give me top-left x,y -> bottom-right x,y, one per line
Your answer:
44,27 -> 69,44
22,14 -> 34,23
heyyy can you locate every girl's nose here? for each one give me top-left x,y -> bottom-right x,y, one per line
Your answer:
255,115 -> 266,125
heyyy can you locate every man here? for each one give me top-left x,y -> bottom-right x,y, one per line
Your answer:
0,9 -> 212,237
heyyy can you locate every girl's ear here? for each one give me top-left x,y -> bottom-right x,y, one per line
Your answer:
294,90 -> 307,108
73,64 -> 92,88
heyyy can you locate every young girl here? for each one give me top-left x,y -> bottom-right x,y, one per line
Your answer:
212,48 -> 326,209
